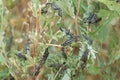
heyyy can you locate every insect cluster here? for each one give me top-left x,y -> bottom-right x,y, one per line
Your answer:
15,38 -> 31,61
79,10 -> 101,69
79,34 -> 92,69
59,27 -> 95,70
41,2 -> 62,17
15,1 -> 98,79
32,27 -> 94,78
60,27 -> 78,59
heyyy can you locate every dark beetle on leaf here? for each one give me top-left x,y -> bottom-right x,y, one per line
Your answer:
34,47 -> 49,76
81,49 -> 89,63
60,27 -> 77,47
50,2 -> 61,10
50,3 -> 62,17
82,34 -> 93,45
41,7 -> 48,14
57,9 -> 62,17
61,37 -> 77,47
83,12 -> 102,24
61,47 -> 67,59
80,49 -> 89,70
60,27 -> 78,59
60,27 -> 74,38
15,53 -> 27,60
42,2 -> 62,17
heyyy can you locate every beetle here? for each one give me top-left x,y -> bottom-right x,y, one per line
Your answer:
82,34 -> 93,45
83,12 -> 102,24
80,49 -> 89,70
15,53 -> 27,60
41,7 -> 48,14
61,37 -> 77,47
42,2 -> 62,17
61,47 -> 67,59
34,47 -> 49,76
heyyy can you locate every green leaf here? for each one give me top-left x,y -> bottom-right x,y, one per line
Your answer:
0,53 -> 7,65
88,65 -> 101,75
31,0 -> 40,17
0,68 -> 9,79
80,0 -> 88,12
78,74 -> 85,80
62,69 -> 71,80
108,50 -> 120,65
92,10 -> 116,42
98,0 -> 120,15
56,0 -> 75,18
108,31 -> 118,54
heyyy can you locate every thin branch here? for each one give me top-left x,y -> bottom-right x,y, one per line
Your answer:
33,18 -> 40,57
53,62 -> 66,80
38,42 -> 62,47
75,0 -> 81,35
53,66 -> 63,80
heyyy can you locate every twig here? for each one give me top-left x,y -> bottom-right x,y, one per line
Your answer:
53,66 -> 63,80
38,42 -> 62,47
33,18 -> 40,57
75,0 -> 81,35
53,62 -> 66,80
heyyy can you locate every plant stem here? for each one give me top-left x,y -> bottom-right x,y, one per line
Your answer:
38,42 -> 62,47
53,66 -> 63,80
33,17 -> 40,57
75,0 -> 81,35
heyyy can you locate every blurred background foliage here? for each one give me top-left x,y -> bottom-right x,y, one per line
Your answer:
0,0 -> 120,80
